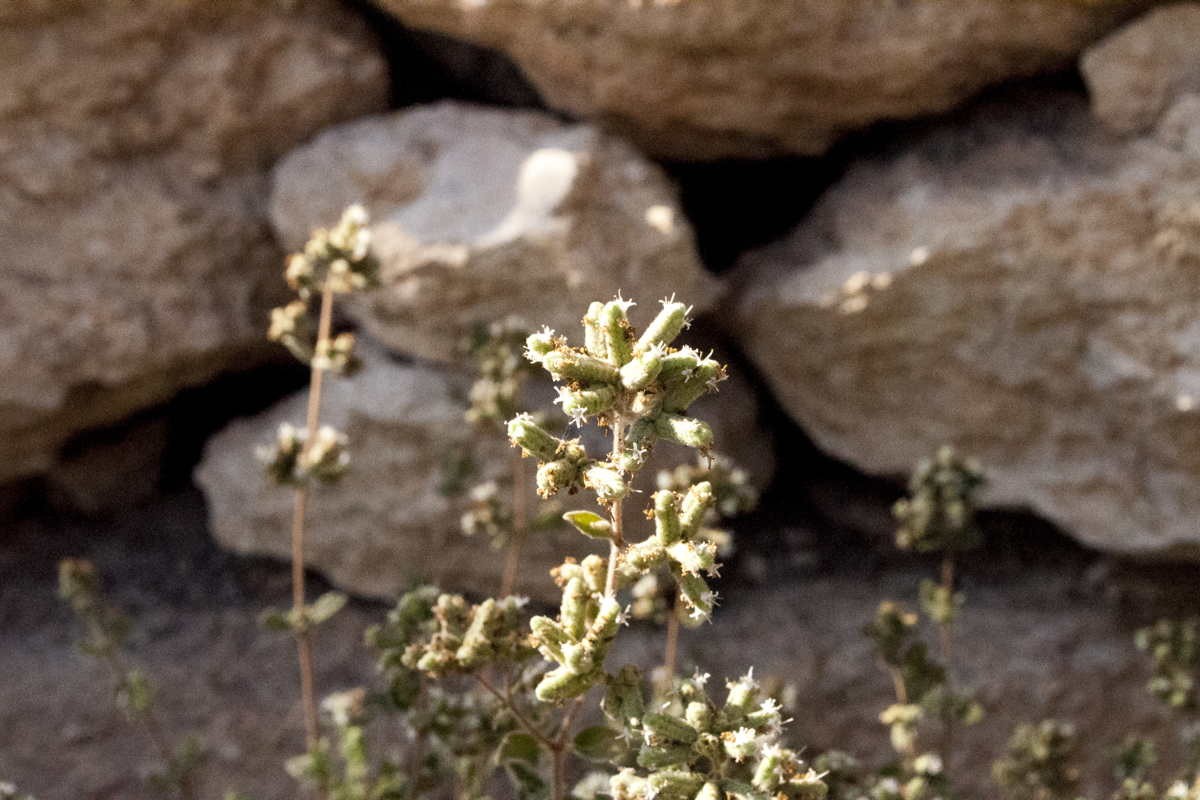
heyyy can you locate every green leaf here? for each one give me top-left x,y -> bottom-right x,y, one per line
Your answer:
499,731 -> 542,766
307,592 -> 348,625
259,607 -> 294,632
563,510 -> 613,540
573,725 -> 625,763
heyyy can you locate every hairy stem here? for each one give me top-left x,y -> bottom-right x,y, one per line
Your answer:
501,450 -> 527,597
938,553 -> 955,666
291,282 -> 335,754
473,674 -> 555,749
604,416 -> 626,597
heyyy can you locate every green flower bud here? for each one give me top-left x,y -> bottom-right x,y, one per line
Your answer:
643,712 -> 699,745
646,770 -> 705,800
753,745 -> 784,792
637,745 -> 694,771
530,615 -> 565,661
313,331 -> 360,375
508,413 -> 562,461
725,672 -> 760,713
662,359 -> 724,413
525,327 -> 558,363
602,300 -> 635,366
624,540 -> 667,573
685,701 -> 712,731
581,554 -> 609,594
542,350 -> 620,385
537,459 -> 580,498
657,346 -> 703,382
615,418 -> 657,473
610,769 -> 650,800
536,665 -> 599,703
583,302 -> 607,359
667,540 -> 717,576
583,462 -> 629,501
557,385 -> 617,422
679,481 -> 716,536
297,425 -> 350,483
677,573 -> 715,621
722,727 -> 760,762
455,598 -> 497,668
654,490 -> 683,546
561,576 -> 590,640
636,300 -> 689,353
620,345 -> 665,391
656,414 -> 714,451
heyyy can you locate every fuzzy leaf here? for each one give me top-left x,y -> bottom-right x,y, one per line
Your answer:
563,510 -> 614,540
574,725 -> 625,763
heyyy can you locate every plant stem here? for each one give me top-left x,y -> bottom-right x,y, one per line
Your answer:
939,552 -> 957,764
501,450 -> 527,597
291,282 -> 335,754
661,589 -> 681,687
604,416 -> 626,597
473,674 -> 555,749
938,553 -> 955,666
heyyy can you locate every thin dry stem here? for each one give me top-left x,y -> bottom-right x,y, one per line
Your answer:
604,416 -> 626,597
291,282 -> 335,754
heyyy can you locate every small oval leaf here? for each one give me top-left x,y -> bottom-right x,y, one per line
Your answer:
563,510 -> 614,540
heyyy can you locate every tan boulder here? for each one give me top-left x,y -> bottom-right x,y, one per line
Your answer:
374,0 -> 1138,159
0,0 -> 387,481
732,86 -> 1200,558
269,102 -> 719,363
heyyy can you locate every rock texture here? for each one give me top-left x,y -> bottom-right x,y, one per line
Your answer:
373,0 -> 1138,159
269,102 -> 719,363
197,342 -> 772,602
0,1 -> 387,482
1083,3 -> 1200,135
732,84 -> 1200,558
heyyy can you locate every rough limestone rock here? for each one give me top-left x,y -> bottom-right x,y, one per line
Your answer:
732,86 -> 1200,558
373,0 -> 1138,159
196,343 -> 772,602
1083,3 -> 1200,135
269,102 -> 719,363
0,1 -> 387,482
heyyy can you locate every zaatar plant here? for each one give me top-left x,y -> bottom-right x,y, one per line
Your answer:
991,720 -> 1081,800
258,205 -> 378,757
636,455 -> 758,684
57,558 -> 201,800
371,297 -> 826,800
848,447 -> 985,800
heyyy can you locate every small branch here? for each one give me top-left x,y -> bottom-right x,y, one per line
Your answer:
938,553 -> 956,666
474,674 -> 555,749
291,282 -> 336,754
604,416 -> 626,597
939,552 -> 957,763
